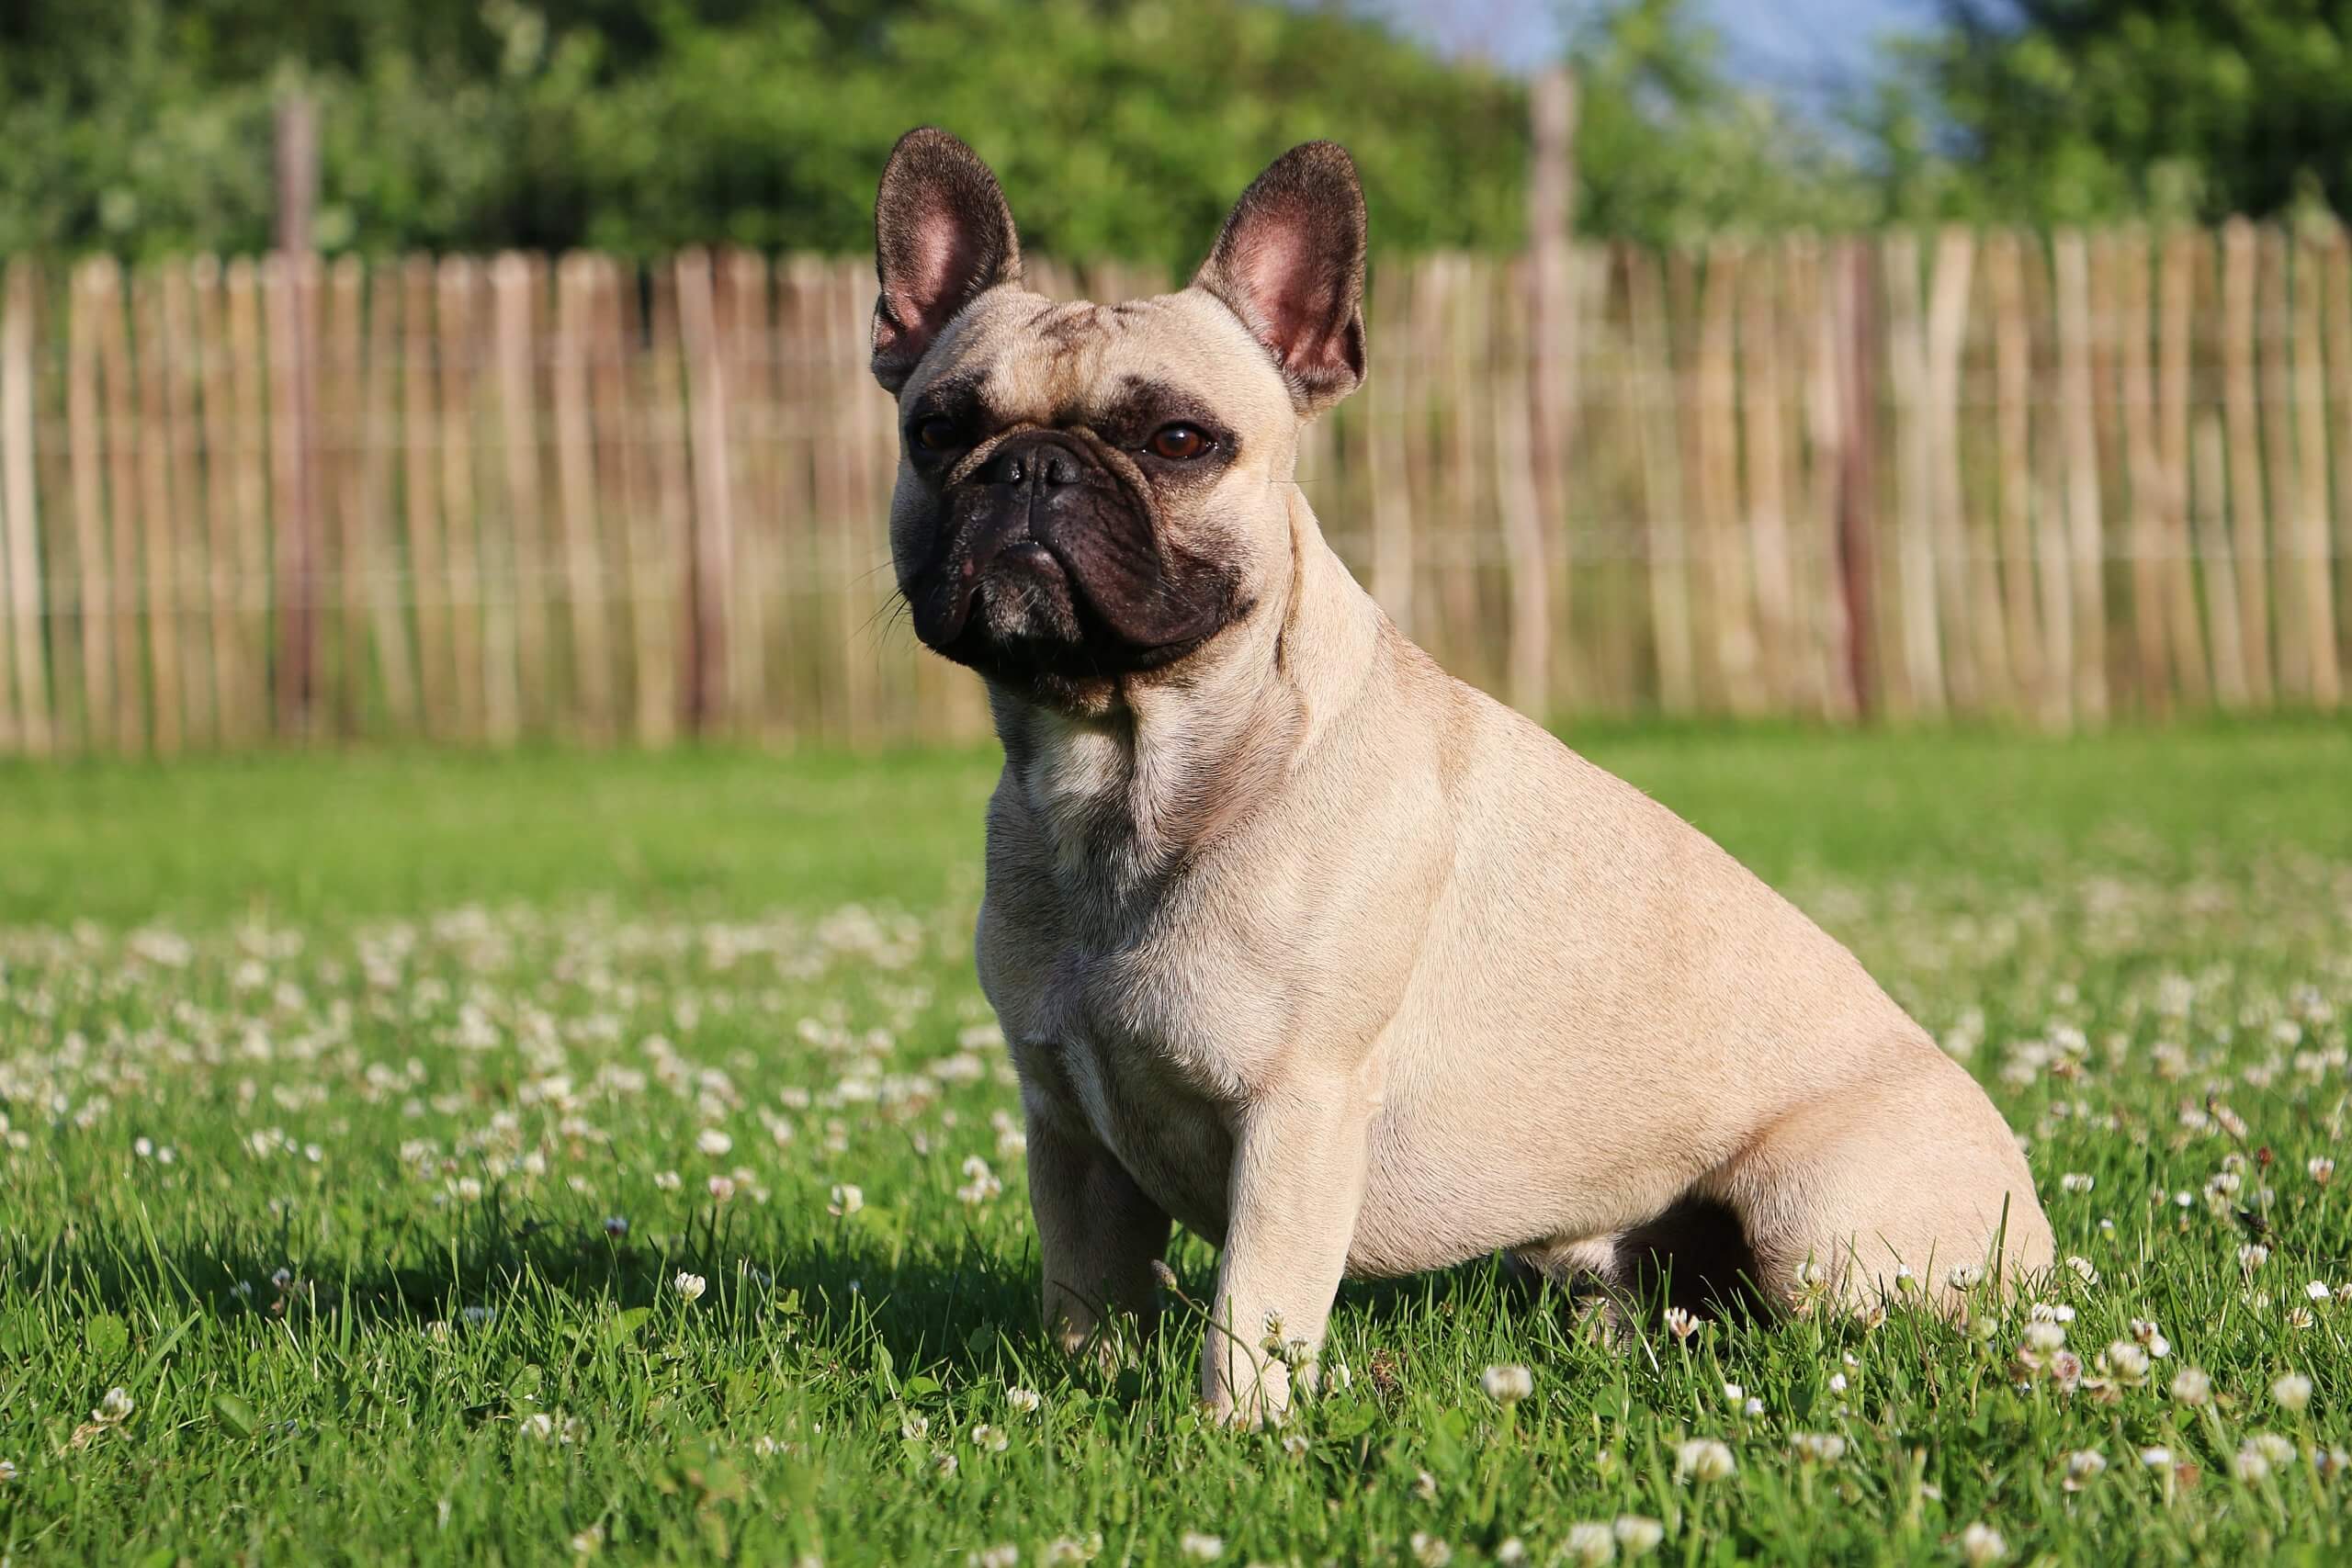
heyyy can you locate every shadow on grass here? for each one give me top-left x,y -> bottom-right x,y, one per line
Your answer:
9,1201 -> 1611,1386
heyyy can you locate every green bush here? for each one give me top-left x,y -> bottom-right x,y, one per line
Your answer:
0,0 -> 1530,263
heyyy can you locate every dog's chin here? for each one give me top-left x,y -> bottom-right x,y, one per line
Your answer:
913,547 -> 1227,702
917,549 -> 1094,682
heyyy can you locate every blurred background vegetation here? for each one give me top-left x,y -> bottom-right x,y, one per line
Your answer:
1,0 -> 2349,261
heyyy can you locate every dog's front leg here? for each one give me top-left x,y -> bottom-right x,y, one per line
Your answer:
1203,1080 -> 1372,1426
1025,1111 -> 1172,1362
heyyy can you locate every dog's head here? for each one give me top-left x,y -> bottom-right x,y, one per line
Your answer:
870,128 -> 1366,712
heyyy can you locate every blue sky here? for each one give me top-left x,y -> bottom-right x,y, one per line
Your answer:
1376,0 -> 1950,102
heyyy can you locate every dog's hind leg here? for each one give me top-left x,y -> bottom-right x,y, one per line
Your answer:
1703,1048 -> 2055,1313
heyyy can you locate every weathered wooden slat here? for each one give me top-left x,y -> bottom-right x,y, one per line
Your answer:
491,253 -> 550,734
2114,228 -> 2170,712
2218,219 -> 2274,701
2052,231 -> 2109,722
2154,229 -> 2211,708
2290,230 -> 2340,708
1984,232 -> 2045,717
551,253 -> 613,739
435,256 -> 488,741
0,261 -> 50,753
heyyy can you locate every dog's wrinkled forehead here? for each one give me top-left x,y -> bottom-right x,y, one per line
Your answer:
905,287 -> 1295,444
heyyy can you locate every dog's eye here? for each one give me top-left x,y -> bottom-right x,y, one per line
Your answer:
1148,423 -> 1210,460
912,416 -> 961,452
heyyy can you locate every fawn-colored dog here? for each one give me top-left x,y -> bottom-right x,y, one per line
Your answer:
868,128 -> 2053,1422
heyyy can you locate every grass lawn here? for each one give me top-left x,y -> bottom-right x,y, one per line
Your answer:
2,723 -> 2349,1564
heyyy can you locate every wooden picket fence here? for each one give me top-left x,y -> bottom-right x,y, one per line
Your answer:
0,226 -> 2347,756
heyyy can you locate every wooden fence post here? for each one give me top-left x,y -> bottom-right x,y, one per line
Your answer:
1525,65 -> 1577,718
675,249 -> 734,735
0,261 -> 49,754
1836,238 -> 1880,721
271,95 -> 322,737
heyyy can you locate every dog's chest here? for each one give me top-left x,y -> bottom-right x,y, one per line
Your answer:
983,738 -> 1300,1242
1003,914 -> 1283,1242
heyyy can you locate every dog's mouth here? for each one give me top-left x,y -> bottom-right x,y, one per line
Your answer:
917,509 -> 1074,650
905,442 -> 1239,682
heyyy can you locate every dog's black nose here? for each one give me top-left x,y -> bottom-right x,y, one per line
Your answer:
985,434 -> 1091,491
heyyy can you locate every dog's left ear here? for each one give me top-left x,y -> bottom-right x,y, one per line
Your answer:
871,127 -> 1023,393
1192,141 -> 1368,415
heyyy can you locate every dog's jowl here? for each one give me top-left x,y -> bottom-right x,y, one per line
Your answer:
868,126 -> 2054,1424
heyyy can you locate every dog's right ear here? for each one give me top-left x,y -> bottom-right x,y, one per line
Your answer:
1192,141 -> 1368,416
871,128 -> 1022,393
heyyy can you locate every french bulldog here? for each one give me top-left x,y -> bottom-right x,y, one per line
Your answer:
868,127 -> 2053,1424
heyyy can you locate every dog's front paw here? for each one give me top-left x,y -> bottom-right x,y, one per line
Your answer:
1203,1357 -> 1295,1428
1052,1308 -> 1150,1375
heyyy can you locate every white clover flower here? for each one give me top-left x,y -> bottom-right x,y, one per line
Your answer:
1722,1382 -> 1744,1406
2064,1256 -> 2098,1285
2022,1320 -> 2067,1355
653,1170 -> 682,1192
1611,1517 -> 1664,1557
899,1413 -> 929,1440
1495,1538 -> 1529,1567
828,1183 -> 864,1216
1480,1365 -> 1533,1405
1663,1306 -> 1699,1343
1945,1264 -> 1984,1292
1959,1522 -> 2007,1566
1281,1433 -> 1309,1458
1673,1438 -> 1735,1483
967,1545 -> 1017,1568
707,1175 -> 736,1202
2247,1432 -> 2296,1467
1743,1396 -> 1764,1416
2130,1319 -> 2171,1358
1177,1533 -> 1224,1562
2103,1342 -> 2150,1384
1790,1432 -> 1846,1462
2306,1280 -> 2332,1303
2309,1156 -> 2335,1186
673,1271 -> 707,1303
2272,1372 -> 2313,1413
518,1413 -> 555,1440
2168,1366 -> 2212,1404
2239,1244 -> 2271,1271
2062,1450 -> 2106,1490
94,1387 -> 134,1424
1563,1522 -> 1614,1566
1409,1533 -> 1452,1567
2139,1446 -> 2173,1469
0,1460 -> 17,1483
695,1127 -> 732,1157
1005,1385 -> 1041,1415
971,1423 -> 1008,1453
2061,1172 -> 2094,1194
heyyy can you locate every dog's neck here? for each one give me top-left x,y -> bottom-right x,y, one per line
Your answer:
988,489 -> 1382,915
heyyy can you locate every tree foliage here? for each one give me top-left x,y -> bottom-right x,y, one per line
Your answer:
0,0 -> 1528,263
1896,0 -> 2352,224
